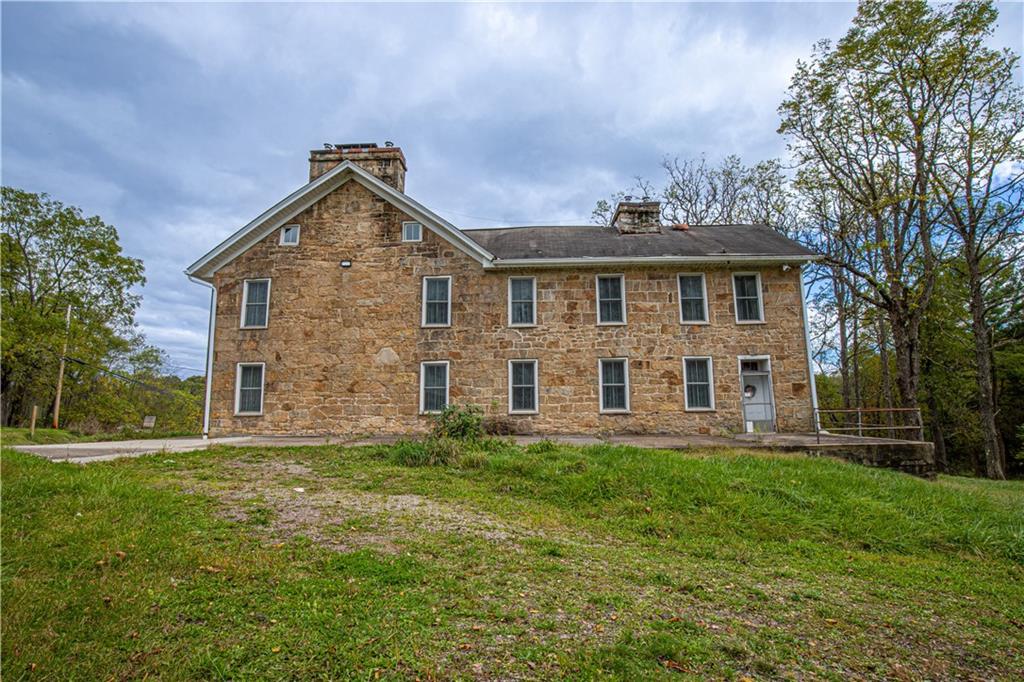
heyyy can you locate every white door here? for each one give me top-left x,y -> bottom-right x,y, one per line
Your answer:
740,358 -> 776,433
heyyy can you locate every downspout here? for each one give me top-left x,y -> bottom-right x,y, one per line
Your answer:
187,274 -> 217,439
799,262 -> 821,431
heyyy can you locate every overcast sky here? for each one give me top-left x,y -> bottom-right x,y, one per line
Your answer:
3,1 -> 1021,375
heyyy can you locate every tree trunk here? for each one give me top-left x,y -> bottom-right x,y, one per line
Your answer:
889,309 -> 922,434
966,258 -> 1006,480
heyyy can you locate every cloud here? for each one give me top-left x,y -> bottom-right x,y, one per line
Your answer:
3,1 -> 1020,376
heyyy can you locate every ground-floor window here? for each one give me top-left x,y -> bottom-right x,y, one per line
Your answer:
683,357 -> 715,410
235,363 -> 265,415
599,358 -> 630,413
420,361 -> 450,413
509,359 -> 538,413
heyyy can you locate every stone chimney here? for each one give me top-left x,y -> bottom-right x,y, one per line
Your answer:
308,142 -> 407,192
611,198 -> 662,235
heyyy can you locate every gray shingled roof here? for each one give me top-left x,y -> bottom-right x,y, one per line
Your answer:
462,224 -> 817,261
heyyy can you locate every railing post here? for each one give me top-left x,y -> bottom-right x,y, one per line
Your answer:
857,409 -> 863,437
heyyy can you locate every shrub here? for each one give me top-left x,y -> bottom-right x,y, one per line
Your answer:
431,404 -> 484,442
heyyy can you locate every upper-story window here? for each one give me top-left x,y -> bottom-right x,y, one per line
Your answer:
678,274 -> 708,324
280,224 -> 300,245
508,276 -> 536,327
241,279 -> 270,328
402,221 -> 423,242
733,273 -> 764,323
422,276 -> 451,327
596,274 -> 626,325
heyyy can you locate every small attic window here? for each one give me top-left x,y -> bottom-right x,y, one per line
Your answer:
280,225 -> 300,245
402,221 -> 422,242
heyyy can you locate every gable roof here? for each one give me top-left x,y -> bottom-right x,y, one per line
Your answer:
184,160 -> 495,281
186,164 -> 819,281
465,224 -> 819,267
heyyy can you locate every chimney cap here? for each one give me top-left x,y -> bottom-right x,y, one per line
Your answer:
334,142 -> 378,150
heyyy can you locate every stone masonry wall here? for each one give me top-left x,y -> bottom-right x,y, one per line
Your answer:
209,181 -> 814,437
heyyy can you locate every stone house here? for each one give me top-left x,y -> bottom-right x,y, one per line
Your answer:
186,143 -> 820,438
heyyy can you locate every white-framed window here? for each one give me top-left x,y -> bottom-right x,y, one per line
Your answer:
598,358 -> 630,413
733,272 -> 764,323
678,273 -> 709,324
402,221 -> 423,242
419,361 -> 450,413
683,357 -> 715,411
508,276 -> 536,327
421,276 -> 452,327
596,274 -> 626,325
234,362 -> 265,415
508,359 -> 538,414
280,224 -> 300,245
240,278 -> 271,328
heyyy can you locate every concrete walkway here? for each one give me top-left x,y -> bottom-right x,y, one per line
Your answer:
9,432 -> 721,464
8,431 -> 932,476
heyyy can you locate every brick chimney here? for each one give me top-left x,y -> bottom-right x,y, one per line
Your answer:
612,198 -> 662,235
308,142 -> 407,192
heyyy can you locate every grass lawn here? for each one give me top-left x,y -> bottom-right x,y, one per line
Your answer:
2,441 -> 1022,680
1,427 -> 199,447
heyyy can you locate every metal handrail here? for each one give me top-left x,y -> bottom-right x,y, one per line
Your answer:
813,407 -> 924,443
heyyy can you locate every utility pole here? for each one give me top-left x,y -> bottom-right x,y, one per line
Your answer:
52,304 -> 72,429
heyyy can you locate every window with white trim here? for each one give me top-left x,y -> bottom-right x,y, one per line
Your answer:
596,275 -> 626,324
241,279 -> 270,328
422,276 -> 451,327
235,363 -> 265,415
599,358 -> 629,412
509,359 -> 538,413
402,221 -> 422,242
733,273 -> 764,323
508,277 -> 536,326
280,225 -> 300,245
420,361 -> 449,413
683,357 -> 715,410
678,274 -> 708,323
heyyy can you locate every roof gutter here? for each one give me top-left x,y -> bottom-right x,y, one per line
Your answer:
487,254 -> 822,269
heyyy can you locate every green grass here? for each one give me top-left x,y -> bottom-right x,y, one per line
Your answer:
1,426 -> 199,446
3,443 -> 1022,680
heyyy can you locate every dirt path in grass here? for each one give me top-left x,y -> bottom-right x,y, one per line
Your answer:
179,456 -> 535,554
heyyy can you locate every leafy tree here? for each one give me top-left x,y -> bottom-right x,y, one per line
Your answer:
1,187 -> 198,432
